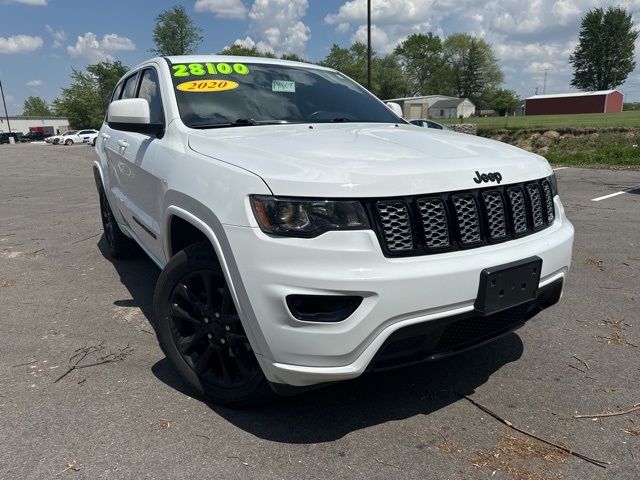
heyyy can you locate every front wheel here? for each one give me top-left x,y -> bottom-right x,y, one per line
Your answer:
153,242 -> 271,406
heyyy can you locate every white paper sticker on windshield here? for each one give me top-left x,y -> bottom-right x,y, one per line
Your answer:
272,80 -> 295,93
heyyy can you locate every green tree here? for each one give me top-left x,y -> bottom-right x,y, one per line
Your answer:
570,7 -> 638,90
52,60 -> 128,128
487,88 -> 519,115
394,33 -> 450,96
443,34 -> 504,107
218,44 -> 276,58
320,43 -> 368,85
373,54 -> 411,99
280,53 -> 306,62
321,43 -> 409,99
22,96 -> 51,116
87,60 -> 128,115
151,5 -> 203,56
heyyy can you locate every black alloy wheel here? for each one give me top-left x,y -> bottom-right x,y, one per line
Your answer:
100,188 -> 115,248
168,270 -> 259,388
154,242 -> 271,406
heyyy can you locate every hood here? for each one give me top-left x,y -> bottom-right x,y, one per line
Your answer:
188,123 -> 552,197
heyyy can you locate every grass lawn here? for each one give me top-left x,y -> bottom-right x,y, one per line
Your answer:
545,132 -> 640,168
441,111 -> 640,131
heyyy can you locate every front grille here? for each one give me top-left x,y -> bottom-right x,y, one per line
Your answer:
452,194 -> 482,245
417,198 -> 450,248
376,201 -> 414,252
371,178 -> 556,257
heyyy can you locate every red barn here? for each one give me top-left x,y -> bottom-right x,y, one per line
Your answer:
524,90 -> 623,116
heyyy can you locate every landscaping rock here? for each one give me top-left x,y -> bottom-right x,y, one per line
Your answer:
448,124 -> 478,135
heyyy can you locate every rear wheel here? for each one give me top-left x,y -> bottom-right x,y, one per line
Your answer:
153,242 -> 271,406
64,139 -> 73,146
99,187 -> 137,259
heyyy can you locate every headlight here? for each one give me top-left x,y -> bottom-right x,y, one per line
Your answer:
250,196 -> 370,238
548,173 -> 558,196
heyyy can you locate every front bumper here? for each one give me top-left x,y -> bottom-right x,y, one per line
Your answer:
224,197 -> 574,387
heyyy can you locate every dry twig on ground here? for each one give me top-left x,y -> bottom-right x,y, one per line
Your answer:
597,332 -> 637,348
54,342 -> 134,383
573,403 -> 640,419
457,392 -> 610,469
572,355 -> 590,370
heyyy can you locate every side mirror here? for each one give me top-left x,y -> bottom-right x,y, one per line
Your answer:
385,102 -> 403,118
108,99 -> 163,136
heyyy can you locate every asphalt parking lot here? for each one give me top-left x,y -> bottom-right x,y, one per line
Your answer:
1,143 -> 639,480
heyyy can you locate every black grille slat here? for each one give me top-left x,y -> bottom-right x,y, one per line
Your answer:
417,198 -> 450,249
376,201 -> 414,252
452,194 -> 482,245
371,177 -> 555,257
541,180 -> 555,223
507,187 -> 528,235
526,183 -> 544,229
482,191 -> 508,240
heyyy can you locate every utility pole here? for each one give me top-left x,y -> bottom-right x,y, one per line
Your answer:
0,80 -> 12,135
367,0 -> 371,90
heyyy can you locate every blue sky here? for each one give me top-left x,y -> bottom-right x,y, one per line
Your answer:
2,0 -> 640,115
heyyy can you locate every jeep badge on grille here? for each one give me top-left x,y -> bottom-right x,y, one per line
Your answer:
473,171 -> 503,184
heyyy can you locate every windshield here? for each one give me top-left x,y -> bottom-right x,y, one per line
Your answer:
169,61 -> 401,128
63,131 -> 77,135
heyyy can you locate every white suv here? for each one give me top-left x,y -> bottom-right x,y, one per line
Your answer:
94,56 -> 574,406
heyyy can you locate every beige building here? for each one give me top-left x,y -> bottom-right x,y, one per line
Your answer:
0,116 -> 70,135
385,95 -> 476,120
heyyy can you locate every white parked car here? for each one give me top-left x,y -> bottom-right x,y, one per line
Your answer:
409,118 -> 450,130
45,130 -> 77,145
46,129 -> 98,145
79,129 -> 100,145
94,56 -> 574,406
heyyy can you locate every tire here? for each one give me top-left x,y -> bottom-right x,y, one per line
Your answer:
53,138 -> 59,145
153,242 -> 272,406
98,187 -> 137,259
64,139 -> 73,146
92,137 -> 97,146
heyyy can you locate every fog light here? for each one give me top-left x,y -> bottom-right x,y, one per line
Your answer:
286,295 -> 363,322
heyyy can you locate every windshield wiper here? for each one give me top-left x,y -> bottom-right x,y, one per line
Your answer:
190,119 -> 293,129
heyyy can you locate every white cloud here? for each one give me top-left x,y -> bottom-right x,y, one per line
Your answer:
325,0 -> 640,98
45,25 -> 66,48
25,80 -> 43,87
5,0 -> 47,5
233,36 -> 256,49
194,0 -> 247,19
232,0 -> 310,55
66,32 -> 135,62
0,35 -> 43,54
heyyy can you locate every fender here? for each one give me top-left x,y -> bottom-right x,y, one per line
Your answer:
92,161 -> 104,191
162,195 -> 273,360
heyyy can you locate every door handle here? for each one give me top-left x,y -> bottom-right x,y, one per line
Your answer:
101,133 -> 110,139
117,139 -> 129,148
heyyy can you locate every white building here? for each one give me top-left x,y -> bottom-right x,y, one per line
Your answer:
385,95 -> 476,119
0,116 -> 70,135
